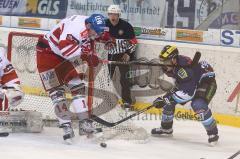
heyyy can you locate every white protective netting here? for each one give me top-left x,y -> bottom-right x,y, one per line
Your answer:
8,32 -> 148,141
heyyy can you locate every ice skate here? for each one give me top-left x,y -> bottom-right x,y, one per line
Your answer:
151,127 -> 173,137
79,119 -> 97,138
59,122 -> 75,144
208,134 -> 219,146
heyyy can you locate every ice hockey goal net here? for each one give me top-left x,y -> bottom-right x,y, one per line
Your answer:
7,31 -> 148,141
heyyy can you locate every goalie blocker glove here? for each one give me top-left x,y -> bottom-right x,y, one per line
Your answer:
2,84 -> 24,107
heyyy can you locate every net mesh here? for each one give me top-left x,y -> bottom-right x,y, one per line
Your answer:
8,32 -> 148,141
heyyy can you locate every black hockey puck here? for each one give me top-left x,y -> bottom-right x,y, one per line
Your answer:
100,142 -> 107,148
0,132 -> 9,137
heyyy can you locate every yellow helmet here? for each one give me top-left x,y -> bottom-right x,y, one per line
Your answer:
159,45 -> 178,61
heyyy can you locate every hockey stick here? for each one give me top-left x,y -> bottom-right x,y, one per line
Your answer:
100,51 -> 201,67
228,150 -> 240,159
101,60 -> 173,67
191,51 -> 201,67
91,105 -> 155,127
55,51 -> 202,85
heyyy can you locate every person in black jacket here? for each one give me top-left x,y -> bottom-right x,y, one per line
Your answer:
106,5 -> 137,109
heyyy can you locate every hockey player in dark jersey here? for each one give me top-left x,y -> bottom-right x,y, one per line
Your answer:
105,5 -> 137,109
151,45 -> 219,145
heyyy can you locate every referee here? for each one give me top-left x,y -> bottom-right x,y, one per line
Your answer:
106,5 -> 137,109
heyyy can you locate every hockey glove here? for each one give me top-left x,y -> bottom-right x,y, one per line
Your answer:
153,94 -> 175,109
152,97 -> 166,108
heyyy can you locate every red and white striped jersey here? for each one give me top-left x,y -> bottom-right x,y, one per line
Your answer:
0,47 -> 20,87
45,15 -> 91,59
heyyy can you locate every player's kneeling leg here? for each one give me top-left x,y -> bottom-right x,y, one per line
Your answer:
49,87 -> 74,142
191,98 -> 219,144
67,78 -> 95,136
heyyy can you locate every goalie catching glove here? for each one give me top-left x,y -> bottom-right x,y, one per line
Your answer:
2,84 -> 24,107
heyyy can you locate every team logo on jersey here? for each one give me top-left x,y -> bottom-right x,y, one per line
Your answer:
66,34 -> 79,44
177,68 -> 188,79
118,29 -> 124,35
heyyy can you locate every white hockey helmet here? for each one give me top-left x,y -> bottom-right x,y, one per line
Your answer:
107,5 -> 121,15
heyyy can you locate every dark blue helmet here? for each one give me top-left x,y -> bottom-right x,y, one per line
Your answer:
85,14 -> 106,35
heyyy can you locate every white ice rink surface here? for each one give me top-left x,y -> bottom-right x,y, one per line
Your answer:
0,119 -> 240,159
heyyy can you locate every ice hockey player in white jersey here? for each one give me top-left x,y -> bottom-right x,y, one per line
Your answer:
0,47 -> 24,110
36,14 -> 107,143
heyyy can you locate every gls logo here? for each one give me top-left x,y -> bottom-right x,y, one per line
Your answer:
27,0 -> 61,16
38,0 -> 60,15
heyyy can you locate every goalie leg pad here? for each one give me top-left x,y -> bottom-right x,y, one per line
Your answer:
0,110 -> 43,133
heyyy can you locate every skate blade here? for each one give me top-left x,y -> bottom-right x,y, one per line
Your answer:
209,141 -> 218,147
64,138 -> 73,145
151,133 -> 173,137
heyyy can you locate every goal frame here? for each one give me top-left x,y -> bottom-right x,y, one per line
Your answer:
7,31 -> 95,114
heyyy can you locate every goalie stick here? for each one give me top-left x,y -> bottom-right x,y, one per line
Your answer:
91,105 -> 155,127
